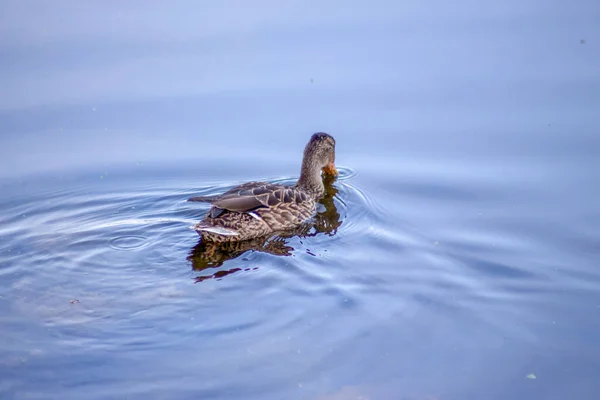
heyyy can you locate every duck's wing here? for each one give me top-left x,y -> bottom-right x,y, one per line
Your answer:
187,181 -> 269,203
192,181 -> 308,213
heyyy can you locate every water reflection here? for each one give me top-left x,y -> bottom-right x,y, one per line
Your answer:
187,174 -> 342,282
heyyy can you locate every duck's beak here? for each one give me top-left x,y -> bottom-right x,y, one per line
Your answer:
322,162 -> 338,176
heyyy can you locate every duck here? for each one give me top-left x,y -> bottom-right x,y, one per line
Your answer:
188,172 -> 343,271
188,132 -> 338,242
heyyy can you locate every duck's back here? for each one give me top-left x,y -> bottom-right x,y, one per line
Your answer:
192,181 -> 316,242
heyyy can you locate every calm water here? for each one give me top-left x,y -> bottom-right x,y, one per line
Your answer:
2,1 -> 600,399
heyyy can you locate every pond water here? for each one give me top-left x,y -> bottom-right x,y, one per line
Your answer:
1,1 -> 600,399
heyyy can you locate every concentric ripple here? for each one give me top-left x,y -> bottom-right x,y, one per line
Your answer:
1,156 -> 592,400
109,235 -> 150,251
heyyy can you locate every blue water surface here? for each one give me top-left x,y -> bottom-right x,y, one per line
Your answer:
1,1 -> 600,399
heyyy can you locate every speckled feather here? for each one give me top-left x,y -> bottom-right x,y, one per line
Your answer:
192,181 -> 316,242
189,132 -> 337,242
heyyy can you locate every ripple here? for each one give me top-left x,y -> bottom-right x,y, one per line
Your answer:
3,154 -> 580,400
335,179 -> 389,233
335,166 -> 358,181
92,217 -> 195,230
109,235 -> 150,251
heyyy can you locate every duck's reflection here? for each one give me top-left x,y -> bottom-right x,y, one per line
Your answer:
187,175 -> 342,282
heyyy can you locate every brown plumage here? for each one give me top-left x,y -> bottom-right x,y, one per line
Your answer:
188,132 -> 338,242
187,173 -> 342,276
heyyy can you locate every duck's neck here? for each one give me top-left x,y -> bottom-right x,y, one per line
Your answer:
296,158 -> 324,198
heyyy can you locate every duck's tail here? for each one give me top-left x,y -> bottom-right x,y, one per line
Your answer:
188,195 -> 218,202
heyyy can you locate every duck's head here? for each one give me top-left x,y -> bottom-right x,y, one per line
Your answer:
303,132 -> 337,177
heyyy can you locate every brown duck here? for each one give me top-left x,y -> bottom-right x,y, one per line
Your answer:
188,132 -> 338,242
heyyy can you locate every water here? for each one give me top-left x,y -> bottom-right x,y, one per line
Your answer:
2,1 -> 600,399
